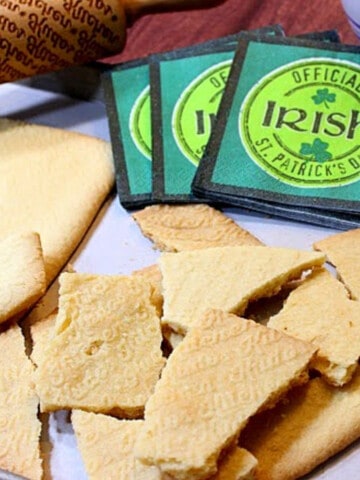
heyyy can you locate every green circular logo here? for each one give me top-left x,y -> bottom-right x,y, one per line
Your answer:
239,58 -> 360,187
129,86 -> 151,160
172,60 -> 232,166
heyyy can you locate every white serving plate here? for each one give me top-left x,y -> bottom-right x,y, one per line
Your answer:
1,82 -> 359,480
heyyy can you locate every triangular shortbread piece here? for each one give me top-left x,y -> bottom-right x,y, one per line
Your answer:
160,246 -> 325,333
268,268 -> 360,386
132,204 -> 263,252
72,412 -> 161,480
0,231 -> 46,324
0,323 -> 42,480
240,370 -> 360,480
0,118 -> 114,285
135,309 -> 316,480
314,228 -> 360,300
35,273 -> 165,417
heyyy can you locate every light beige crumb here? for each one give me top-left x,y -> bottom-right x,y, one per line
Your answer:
35,272 -> 165,417
132,204 -> 263,252
135,309 -> 316,480
314,228 -> 360,300
268,268 -> 360,386
160,245 -> 325,334
240,369 -> 360,480
0,231 -> 46,325
0,323 -> 42,480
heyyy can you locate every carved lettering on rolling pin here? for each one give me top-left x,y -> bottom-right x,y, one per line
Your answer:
0,0 -> 126,82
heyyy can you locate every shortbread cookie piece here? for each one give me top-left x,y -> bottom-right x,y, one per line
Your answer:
72,411 -> 256,480
35,273 -> 165,417
268,268 -> 360,386
0,232 -> 46,324
135,309 -> 316,480
0,118 -> 114,285
23,264 -> 75,329
211,447 -> 258,480
313,228 -> 360,300
132,204 -> 263,252
30,311 -> 57,367
132,264 -> 163,316
162,449 -> 258,480
0,323 -> 42,480
72,411 -> 160,480
240,370 -> 360,480
160,246 -> 325,333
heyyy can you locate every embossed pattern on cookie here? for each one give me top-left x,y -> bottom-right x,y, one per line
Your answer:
135,309 -> 316,480
35,272 -> 165,417
0,323 -> 42,480
132,203 -> 263,252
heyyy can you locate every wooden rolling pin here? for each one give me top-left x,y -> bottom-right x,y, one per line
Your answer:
0,0 -> 211,83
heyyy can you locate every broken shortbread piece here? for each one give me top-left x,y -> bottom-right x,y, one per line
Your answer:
0,323 -> 42,480
135,309 -> 316,480
72,411 -> 161,480
132,204 -> 263,252
268,268 -> 360,386
314,228 -> 360,300
35,273 -> 165,417
0,231 -> 46,324
160,245 -> 325,334
240,369 -> 360,480
132,264 -> 163,316
0,118 -> 114,285
72,411 -> 257,480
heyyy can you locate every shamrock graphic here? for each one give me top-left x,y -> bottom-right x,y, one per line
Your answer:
300,138 -> 333,163
311,88 -> 336,108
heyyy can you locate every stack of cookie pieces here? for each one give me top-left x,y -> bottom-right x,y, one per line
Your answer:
2,199 -> 360,479
130,205 -> 360,479
6,203 -> 358,479
0,118 -> 115,480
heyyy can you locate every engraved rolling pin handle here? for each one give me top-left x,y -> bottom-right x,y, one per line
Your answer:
0,0 -> 206,84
